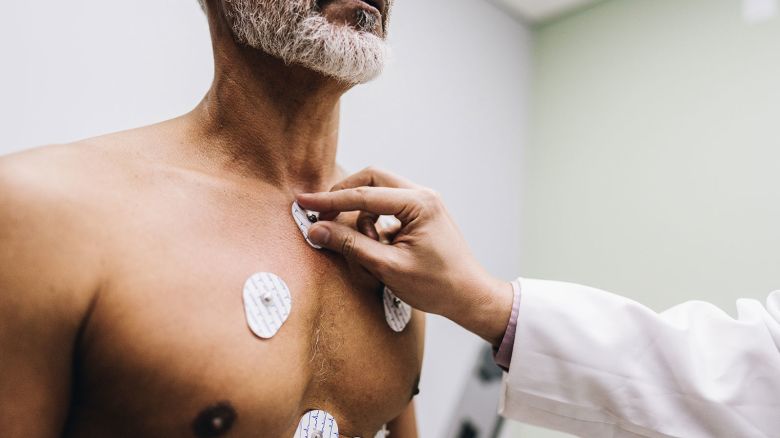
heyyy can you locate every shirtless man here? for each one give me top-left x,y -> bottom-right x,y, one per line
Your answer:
0,0 -> 424,436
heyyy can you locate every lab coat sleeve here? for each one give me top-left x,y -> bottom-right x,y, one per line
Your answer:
499,279 -> 780,438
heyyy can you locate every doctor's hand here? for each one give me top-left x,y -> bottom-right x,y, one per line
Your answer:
297,167 -> 514,347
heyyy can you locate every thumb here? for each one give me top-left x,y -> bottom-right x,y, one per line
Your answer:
308,221 -> 392,274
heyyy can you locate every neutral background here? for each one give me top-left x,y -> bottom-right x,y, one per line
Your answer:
515,0 -> 780,436
0,1 -> 529,437
525,0 -> 780,313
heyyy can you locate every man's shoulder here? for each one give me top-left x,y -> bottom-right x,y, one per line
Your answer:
3,144 -> 93,223
0,142 -> 117,301
0,144 -> 108,420
0,133 -> 147,209
2,142 -> 92,192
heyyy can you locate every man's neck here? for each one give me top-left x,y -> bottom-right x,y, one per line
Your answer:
188,37 -> 349,194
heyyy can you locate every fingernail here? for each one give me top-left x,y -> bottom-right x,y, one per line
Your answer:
308,225 -> 330,245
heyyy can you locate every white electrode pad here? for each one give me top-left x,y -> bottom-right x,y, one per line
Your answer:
243,272 -> 292,339
292,201 -> 322,249
383,286 -> 412,333
293,410 -> 339,438
377,215 -> 412,332
373,425 -> 390,438
377,215 -> 400,232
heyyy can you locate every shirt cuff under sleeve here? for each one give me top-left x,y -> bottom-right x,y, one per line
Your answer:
493,279 -> 521,371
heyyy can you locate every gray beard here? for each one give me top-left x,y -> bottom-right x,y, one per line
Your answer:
221,0 -> 391,84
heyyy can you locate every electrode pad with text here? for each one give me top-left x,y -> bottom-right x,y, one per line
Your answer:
292,201 -> 322,249
377,215 -> 412,332
294,410 -> 339,438
383,287 -> 412,332
243,272 -> 292,339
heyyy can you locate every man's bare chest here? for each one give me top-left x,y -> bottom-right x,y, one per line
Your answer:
68,198 -> 423,437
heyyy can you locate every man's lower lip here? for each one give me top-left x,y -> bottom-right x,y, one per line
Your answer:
360,0 -> 379,11
318,0 -> 382,14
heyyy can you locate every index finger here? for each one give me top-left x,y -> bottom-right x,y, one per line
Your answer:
296,187 -> 419,221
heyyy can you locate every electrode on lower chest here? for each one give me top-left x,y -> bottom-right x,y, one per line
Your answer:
292,201 -> 322,249
383,287 -> 412,333
373,424 -> 390,438
293,410 -> 339,438
243,272 -> 292,339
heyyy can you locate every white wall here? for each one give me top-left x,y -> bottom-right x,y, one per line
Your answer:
0,2 -> 213,151
511,1 -> 780,436
0,1 -> 530,437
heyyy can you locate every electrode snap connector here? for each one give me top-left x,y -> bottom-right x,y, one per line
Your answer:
292,201 -> 323,249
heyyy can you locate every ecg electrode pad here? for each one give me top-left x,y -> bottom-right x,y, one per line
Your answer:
377,215 -> 400,236
243,272 -> 292,339
292,202 -> 322,249
383,286 -> 412,332
373,425 -> 390,438
294,410 -> 339,438
376,216 -> 412,332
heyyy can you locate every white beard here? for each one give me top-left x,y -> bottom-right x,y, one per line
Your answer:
220,0 -> 391,84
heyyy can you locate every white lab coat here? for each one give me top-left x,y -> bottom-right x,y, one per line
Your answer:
499,279 -> 780,438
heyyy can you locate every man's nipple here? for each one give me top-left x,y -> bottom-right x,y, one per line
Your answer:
191,401 -> 237,437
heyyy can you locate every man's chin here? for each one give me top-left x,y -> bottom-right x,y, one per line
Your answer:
222,0 -> 389,84
285,15 -> 389,84
305,59 -> 387,86
303,53 -> 387,85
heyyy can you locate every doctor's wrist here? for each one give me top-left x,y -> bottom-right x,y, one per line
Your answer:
452,276 -> 515,349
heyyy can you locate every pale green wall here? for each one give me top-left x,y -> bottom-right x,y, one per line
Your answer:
526,0 -> 780,313
507,0 -> 780,436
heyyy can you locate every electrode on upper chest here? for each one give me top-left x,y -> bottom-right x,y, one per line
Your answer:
242,272 -> 292,339
383,286 -> 412,333
292,201 -> 322,249
377,216 -> 412,332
